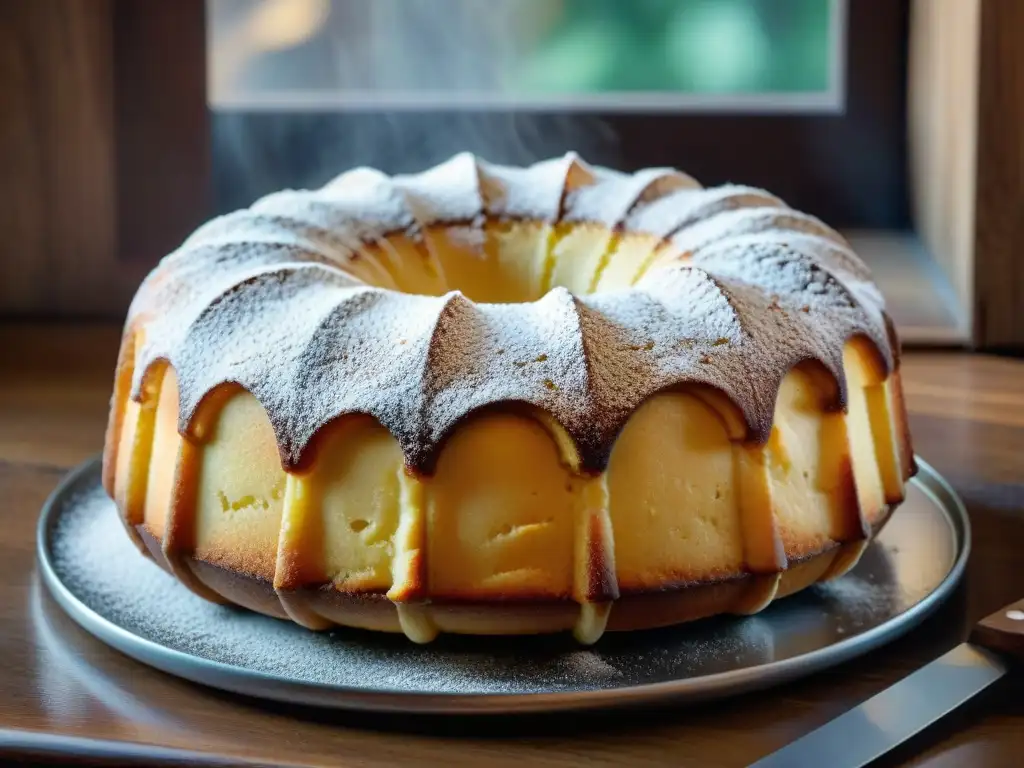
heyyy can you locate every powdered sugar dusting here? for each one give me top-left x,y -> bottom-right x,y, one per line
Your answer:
477,156 -> 577,221
394,152 -> 483,225
123,152 -> 895,472
564,167 -> 697,226
812,573 -> 903,631
624,185 -> 783,239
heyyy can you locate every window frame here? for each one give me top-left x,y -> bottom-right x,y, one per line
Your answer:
1,0 -> 1019,352
208,0 -> 851,115
210,0 -> 910,231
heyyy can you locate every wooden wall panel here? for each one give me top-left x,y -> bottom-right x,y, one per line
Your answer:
0,1 -> 121,317
114,0 -> 209,269
973,0 -> 1024,350
909,0 -> 1024,351
0,0 -> 208,320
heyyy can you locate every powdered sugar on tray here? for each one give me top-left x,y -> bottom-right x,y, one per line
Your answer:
810,571 -> 905,635
46,464 -> 947,699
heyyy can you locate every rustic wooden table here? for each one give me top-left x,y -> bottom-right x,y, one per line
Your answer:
1,324 -> 1022,767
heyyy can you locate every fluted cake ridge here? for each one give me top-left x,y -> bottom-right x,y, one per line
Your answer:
121,152 -> 894,476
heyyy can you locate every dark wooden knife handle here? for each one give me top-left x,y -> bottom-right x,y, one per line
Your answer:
969,598 -> 1024,661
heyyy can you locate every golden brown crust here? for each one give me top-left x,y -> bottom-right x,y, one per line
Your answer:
191,559 -> 291,620
834,453 -> 872,541
731,573 -> 782,615
778,529 -> 832,561
102,330 -> 136,497
426,590 -> 575,604
818,539 -> 869,581
616,567 -> 748,597
132,541 -> 844,637
736,445 -> 787,573
275,541 -> 323,593
583,508 -> 619,602
122,363 -> 167,532
192,543 -> 279,585
609,579 -> 749,632
113,353 -> 910,641
891,367 -> 917,481
111,374 -> 909,643
390,549 -> 428,603
160,440 -> 229,604
776,549 -> 838,597
139,511 -> 849,637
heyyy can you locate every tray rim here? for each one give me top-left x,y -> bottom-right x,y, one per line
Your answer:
36,455 -> 970,715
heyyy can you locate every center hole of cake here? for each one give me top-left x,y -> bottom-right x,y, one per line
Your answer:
376,223 -> 648,302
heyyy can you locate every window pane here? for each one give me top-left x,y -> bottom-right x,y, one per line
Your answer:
208,0 -> 844,111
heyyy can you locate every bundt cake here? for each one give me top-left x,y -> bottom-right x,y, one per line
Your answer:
102,152 -> 915,644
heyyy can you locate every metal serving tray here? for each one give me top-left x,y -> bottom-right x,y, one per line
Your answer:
37,456 -> 968,715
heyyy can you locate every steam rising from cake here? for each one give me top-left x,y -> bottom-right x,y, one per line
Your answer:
210,1 -> 621,210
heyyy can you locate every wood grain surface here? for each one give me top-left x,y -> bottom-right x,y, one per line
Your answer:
1,324 -> 1023,767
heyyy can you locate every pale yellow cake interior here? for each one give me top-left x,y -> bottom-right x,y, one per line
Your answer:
110,225 -> 911,644
354,221 -> 686,303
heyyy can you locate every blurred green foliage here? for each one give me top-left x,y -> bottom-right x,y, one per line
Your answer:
514,0 -> 831,94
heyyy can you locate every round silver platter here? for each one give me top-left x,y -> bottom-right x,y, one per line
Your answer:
38,456 -> 968,715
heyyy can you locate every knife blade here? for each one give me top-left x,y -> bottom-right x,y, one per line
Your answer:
749,598 -> 1024,768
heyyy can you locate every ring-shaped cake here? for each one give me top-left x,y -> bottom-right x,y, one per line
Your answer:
103,153 -> 915,644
